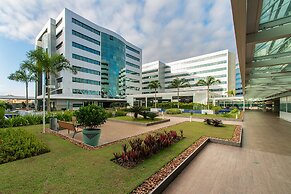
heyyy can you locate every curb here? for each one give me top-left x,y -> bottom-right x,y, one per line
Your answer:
108,118 -> 170,126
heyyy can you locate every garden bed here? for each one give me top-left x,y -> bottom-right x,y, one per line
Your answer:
109,116 -> 170,126
167,112 -> 243,121
132,125 -> 243,194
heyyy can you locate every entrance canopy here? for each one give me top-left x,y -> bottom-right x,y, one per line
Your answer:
231,0 -> 291,100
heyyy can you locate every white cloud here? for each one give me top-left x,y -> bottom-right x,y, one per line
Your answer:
0,0 -> 236,63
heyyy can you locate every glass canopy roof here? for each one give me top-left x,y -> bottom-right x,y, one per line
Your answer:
260,0 -> 291,24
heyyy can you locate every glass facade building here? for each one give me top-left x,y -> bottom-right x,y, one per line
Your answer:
35,8 -> 141,110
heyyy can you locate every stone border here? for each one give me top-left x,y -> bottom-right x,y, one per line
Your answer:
108,118 -> 170,126
132,125 -> 243,194
167,114 -> 243,122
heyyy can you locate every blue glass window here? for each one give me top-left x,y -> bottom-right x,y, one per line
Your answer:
72,65 -> 100,75
72,89 -> 100,95
72,54 -> 100,65
72,42 -> 100,55
72,30 -> 100,45
72,77 -> 100,85
126,45 -> 140,54
72,18 -> 100,35
126,61 -> 140,69
126,53 -> 140,62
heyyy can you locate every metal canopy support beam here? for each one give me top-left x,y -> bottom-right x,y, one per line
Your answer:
259,16 -> 291,30
246,23 -> 291,44
247,56 -> 291,68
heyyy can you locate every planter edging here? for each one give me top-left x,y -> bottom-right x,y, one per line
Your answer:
108,118 -> 170,126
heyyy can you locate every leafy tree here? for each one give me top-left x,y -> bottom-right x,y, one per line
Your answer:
169,77 -> 190,108
27,48 -> 77,112
8,62 -> 36,110
148,80 -> 161,108
196,76 -> 221,109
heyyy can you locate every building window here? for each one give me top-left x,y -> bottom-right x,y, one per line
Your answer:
126,61 -> 140,69
56,30 -> 63,39
72,53 -> 100,65
56,42 -> 63,50
72,89 -> 100,95
72,65 -> 100,75
126,45 -> 140,54
56,18 -> 62,28
126,54 -> 140,62
72,18 -> 100,35
72,30 -> 100,45
72,77 -> 100,85
72,42 -> 100,55
126,69 -> 140,76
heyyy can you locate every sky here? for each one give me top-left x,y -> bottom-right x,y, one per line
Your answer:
0,0 -> 236,96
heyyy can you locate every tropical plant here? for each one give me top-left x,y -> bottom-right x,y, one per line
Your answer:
75,104 -> 107,129
27,48 -> 77,112
129,106 -> 143,119
148,80 -> 162,108
165,108 -> 182,114
169,77 -> 190,108
8,61 -> 36,110
196,76 -> 221,109
226,90 -> 236,97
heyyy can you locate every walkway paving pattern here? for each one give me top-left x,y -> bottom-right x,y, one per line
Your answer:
164,111 -> 291,194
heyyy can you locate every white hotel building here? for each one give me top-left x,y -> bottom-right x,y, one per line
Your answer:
127,50 -> 236,106
35,9 -> 142,110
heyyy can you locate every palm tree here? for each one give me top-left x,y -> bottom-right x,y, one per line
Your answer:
148,80 -> 161,108
226,90 -> 236,97
8,62 -> 36,110
169,77 -> 190,108
27,48 -> 77,112
196,76 -> 221,109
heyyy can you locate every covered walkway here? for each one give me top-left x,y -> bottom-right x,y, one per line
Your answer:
163,111 -> 291,194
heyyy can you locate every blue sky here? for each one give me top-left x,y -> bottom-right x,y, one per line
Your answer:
0,0 -> 236,96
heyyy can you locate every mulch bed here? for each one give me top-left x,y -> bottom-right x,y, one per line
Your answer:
131,125 -> 242,194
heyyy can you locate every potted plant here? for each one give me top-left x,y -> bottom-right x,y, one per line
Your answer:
75,104 -> 107,146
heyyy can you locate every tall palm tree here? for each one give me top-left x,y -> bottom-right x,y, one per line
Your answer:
28,48 -> 77,112
21,58 -> 41,111
196,76 -> 221,109
8,62 -> 36,110
169,77 -> 190,108
148,80 -> 161,108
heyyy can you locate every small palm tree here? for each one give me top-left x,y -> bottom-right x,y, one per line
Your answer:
129,106 -> 143,119
196,76 -> 221,109
28,48 -> 77,112
226,90 -> 236,97
169,77 -> 190,108
148,80 -> 161,108
8,62 -> 36,110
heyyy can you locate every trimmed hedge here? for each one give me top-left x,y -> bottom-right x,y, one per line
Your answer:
0,111 -> 74,128
0,128 -> 50,164
115,110 -> 127,117
154,102 -> 209,110
166,108 -> 182,114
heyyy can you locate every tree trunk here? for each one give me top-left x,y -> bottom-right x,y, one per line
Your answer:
207,86 -> 209,110
25,81 -> 29,111
47,73 -> 51,112
35,80 -> 38,111
177,87 -> 180,109
154,88 -> 157,108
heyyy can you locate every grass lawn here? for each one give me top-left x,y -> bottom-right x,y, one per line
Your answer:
110,116 -> 163,123
0,122 -> 235,193
169,112 -> 238,119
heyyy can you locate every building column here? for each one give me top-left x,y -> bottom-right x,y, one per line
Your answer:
243,99 -> 245,111
145,97 -> 148,108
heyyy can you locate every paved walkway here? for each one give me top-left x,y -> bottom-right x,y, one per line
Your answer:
59,116 -> 187,145
163,111 -> 291,194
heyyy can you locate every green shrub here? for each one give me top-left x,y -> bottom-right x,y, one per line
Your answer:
23,115 -> 43,125
75,104 -> 107,128
0,107 -> 5,126
0,128 -> 50,164
115,110 -> 127,117
166,108 -> 182,114
147,112 -> 158,120
230,108 -> 239,114
10,116 -> 29,127
211,106 -> 222,112
106,111 -> 113,118
155,102 -> 208,110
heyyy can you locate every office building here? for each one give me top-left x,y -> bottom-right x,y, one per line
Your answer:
35,8 -> 142,110
128,50 -> 236,106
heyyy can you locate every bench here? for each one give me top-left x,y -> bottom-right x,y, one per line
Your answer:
58,120 -> 83,138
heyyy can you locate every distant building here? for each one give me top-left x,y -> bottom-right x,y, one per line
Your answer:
235,63 -> 243,96
128,50 -> 236,106
35,8 -> 142,110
